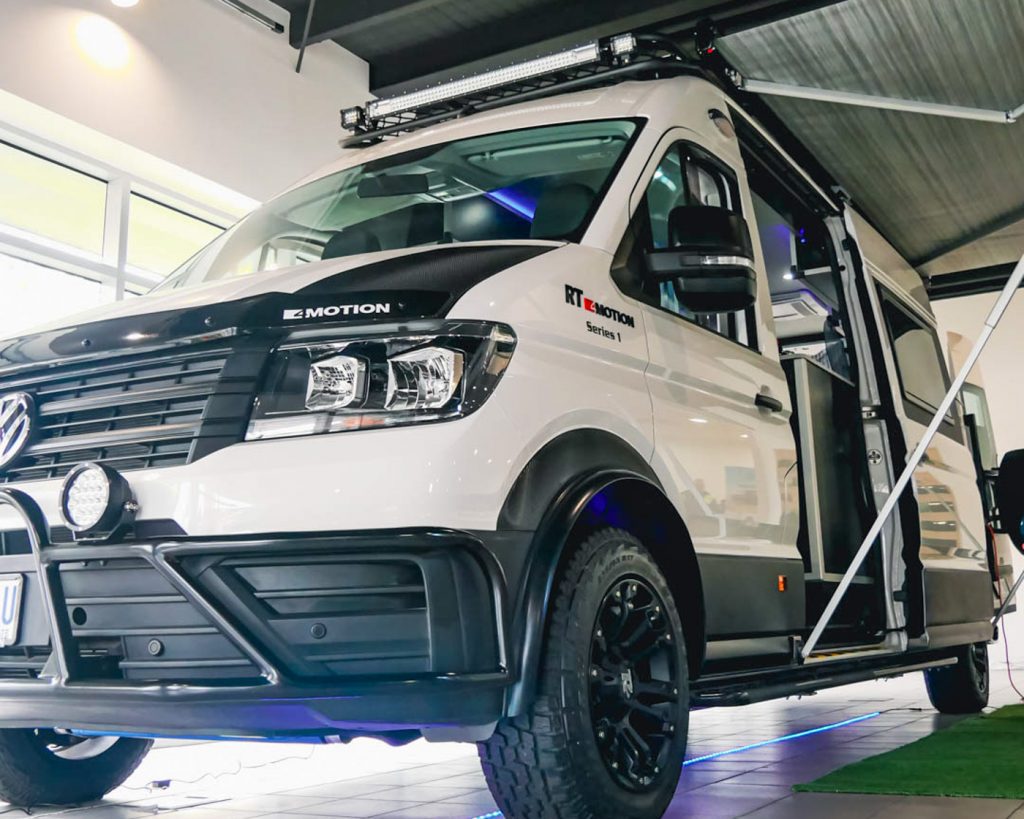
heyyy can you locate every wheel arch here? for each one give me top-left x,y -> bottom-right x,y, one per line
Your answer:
501,429 -> 706,716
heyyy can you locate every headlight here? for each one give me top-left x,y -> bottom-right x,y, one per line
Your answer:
246,321 -> 515,441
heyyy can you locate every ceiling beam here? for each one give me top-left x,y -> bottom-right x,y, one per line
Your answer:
926,262 -> 1022,301
287,0 -> 448,48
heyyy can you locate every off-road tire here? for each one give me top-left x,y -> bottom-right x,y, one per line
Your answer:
478,527 -> 689,819
924,641 -> 989,714
0,731 -> 152,806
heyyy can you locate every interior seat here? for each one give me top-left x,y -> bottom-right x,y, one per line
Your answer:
529,183 -> 595,240
322,227 -> 381,259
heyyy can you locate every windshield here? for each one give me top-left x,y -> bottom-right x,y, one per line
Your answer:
158,119 -> 639,292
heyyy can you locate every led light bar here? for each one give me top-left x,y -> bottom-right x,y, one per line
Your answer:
366,40 -> 609,122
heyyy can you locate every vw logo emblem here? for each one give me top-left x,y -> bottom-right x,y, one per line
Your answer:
0,393 -> 34,472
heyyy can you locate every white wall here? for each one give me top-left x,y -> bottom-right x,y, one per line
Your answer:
0,0 -> 368,201
934,292 -> 1024,457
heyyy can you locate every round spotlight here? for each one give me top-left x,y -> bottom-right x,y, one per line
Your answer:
59,463 -> 135,537
111,0 -> 140,7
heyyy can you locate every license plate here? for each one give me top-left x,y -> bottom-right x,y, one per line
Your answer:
0,575 -> 24,648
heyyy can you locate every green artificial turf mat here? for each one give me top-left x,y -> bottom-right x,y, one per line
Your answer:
795,705 -> 1024,799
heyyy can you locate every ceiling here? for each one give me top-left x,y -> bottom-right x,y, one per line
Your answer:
269,0 -> 1024,298
270,0 -> 840,94
718,0 -> 1024,296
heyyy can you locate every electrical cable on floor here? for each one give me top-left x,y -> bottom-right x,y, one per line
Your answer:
1000,615 -> 1024,701
0,744 -> 322,816
987,531 -> 1023,702
144,744 -> 319,787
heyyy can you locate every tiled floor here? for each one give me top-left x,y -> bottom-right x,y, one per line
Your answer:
6,622 -> 1024,819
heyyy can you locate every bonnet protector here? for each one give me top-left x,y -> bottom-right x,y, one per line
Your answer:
0,245 -> 553,368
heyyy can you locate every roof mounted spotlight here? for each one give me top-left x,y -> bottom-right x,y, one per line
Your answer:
340,107 -> 365,131
610,33 -> 637,57
59,463 -> 138,542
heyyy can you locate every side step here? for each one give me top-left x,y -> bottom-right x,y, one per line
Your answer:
691,656 -> 955,708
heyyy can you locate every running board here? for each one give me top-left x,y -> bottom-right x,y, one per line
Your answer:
691,657 -> 955,708
804,646 -> 894,664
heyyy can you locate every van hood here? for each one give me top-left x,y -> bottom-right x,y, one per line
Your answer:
0,242 -> 558,367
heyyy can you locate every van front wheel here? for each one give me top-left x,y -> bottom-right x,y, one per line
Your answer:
924,642 -> 989,714
0,730 -> 152,807
478,527 -> 689,819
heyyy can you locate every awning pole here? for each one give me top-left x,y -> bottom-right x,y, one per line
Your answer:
739,77 -> 1018,124
802,250 -> 1024,660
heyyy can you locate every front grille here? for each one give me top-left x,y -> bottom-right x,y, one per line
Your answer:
0,341 -> 258,483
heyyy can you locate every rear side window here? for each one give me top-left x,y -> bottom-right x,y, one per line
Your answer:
878,287 -> 958,431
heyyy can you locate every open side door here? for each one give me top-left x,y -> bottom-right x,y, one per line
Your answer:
948,331 -> 1017,613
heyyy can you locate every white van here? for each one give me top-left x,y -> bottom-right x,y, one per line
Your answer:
0,33 -> 1017,819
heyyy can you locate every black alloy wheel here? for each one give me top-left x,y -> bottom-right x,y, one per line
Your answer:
590,576 -> 681,791
479,527 -> 689,819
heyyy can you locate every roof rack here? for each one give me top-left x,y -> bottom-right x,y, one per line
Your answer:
339,33 -> 700,148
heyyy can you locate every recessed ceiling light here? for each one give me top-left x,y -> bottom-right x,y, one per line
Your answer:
111,0 -> 139,7
74,15 -> 131,70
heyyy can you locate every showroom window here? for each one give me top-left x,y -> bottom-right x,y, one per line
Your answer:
0,140 -> 106,255
0,255 -> 112,337
0,128 -> 239,334
127,194 -> 225,277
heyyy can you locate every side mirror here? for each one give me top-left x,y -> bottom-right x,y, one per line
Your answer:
644,206 -> 757,313
996,449 -> 1024,548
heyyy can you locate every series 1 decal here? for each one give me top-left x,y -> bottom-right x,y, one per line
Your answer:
564,284 -> 635,343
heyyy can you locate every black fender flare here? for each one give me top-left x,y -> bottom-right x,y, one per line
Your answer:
499,430 -> 706,716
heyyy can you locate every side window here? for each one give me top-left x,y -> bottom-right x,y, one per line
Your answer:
642,143 -> 754,350
878,288 -> 958,430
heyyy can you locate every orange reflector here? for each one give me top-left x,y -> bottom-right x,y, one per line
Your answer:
777,575 -> 787,592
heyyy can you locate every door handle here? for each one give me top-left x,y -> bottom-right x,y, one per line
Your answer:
755,392 -> 784,413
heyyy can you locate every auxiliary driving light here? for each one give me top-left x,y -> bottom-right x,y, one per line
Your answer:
59,463 -> 137,539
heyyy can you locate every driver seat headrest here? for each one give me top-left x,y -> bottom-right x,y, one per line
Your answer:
322,228 -> 381,259
530,183 -> 595,240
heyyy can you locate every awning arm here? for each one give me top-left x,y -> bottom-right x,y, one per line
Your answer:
802,250 -> 1024,660
735,75 -> 1024,124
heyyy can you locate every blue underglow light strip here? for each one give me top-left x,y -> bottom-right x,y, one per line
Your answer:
469,711 -> 882,819
682,711 -> 881,766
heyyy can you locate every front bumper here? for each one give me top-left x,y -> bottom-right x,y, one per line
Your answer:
0,489 -> 512,739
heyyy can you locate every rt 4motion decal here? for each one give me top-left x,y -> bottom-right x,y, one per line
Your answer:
564,285 -> 635,327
